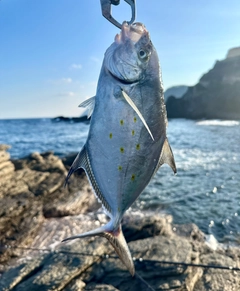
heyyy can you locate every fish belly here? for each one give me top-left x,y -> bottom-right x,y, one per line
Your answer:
86,93 -> 163,216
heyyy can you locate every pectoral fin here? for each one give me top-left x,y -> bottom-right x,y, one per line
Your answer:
78,96 -> 95,118
121,90 -> 154,141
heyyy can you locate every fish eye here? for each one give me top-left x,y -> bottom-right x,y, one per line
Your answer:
138,49 -> 148,60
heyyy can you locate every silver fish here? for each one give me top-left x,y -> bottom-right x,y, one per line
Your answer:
63,22 -> 176,276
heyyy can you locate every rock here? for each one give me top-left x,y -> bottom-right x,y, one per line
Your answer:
62,153 -> 79,168
194,253 -> 240,290
0,150 -> 11,163
122,211 -> 174,241
0,144 -> 11,151
85,284 -> 119,291
0,149 -> 100,269
173,223 -> 205,242
0,161 -> 15,178
63,279 -> 86,291
12,151 -> 67,174
166,50 -> 240,119
52,115 -> 90,124
43,182 -> 100,218
1,210 -> 240,290
0,146 -> 15,181
28,152 -> 67,174
1,145 -> 240,290
0,215 -> 108,291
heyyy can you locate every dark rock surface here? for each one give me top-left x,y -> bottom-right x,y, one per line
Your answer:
0,144 -> 240,290
166,52 -> 240,119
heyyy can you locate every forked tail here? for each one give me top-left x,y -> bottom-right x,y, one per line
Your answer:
62,222 -> 135,276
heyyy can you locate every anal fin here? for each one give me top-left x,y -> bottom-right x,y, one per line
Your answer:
65,146 -> 111,214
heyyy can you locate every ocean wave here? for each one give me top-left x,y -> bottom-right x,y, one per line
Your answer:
197,120 -> 239,126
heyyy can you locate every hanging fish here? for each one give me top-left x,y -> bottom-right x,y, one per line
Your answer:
63,22 -> 176,276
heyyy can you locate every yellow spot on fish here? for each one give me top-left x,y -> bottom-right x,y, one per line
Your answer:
132,130 -> 135,136
134,117 -> 137,123
120,119 -> 124,125
136,144 -> 140,150
120,147 -> 124,153
109,133 -> 113,139
131,174 -> 136,181
118,165 -> 122,171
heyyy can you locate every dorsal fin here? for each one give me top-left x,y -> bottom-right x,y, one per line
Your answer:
121,90 -> 154,141
65,146 -> 112,215
78,96 -> 95,118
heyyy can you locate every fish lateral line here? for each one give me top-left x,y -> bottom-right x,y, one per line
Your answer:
120,89 -> 154,141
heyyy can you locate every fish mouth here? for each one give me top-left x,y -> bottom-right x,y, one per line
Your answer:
115,22 -> 149,44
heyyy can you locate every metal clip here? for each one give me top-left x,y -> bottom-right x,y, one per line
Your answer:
100,0 -> 136,29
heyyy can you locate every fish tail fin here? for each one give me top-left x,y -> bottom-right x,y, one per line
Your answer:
101,224 -> 135,276
62,222 -> 135,276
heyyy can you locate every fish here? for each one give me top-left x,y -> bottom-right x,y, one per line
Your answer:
63,21 -> 176,276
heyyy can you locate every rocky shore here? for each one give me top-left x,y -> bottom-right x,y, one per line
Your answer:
0,144 -> 240,290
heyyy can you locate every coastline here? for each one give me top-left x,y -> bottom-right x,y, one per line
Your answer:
0,145 -> 239,290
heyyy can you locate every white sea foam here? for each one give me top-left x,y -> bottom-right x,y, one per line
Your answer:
197,120 -> 239,126
205,234 -> 219,251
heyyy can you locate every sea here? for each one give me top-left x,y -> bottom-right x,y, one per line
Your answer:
0,118 -> 240,245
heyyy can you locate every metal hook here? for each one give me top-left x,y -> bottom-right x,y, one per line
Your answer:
100,0 -> 136,29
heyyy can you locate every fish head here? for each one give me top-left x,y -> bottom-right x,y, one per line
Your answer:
104,22 -> 154,83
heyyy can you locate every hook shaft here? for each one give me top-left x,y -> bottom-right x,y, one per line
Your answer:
100,0 -> 136,29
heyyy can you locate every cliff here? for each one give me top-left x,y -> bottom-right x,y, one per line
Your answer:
166,47 -> 240,119
164,85 -> 188,101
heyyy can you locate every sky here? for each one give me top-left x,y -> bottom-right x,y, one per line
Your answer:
0,0 -> 240,119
